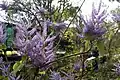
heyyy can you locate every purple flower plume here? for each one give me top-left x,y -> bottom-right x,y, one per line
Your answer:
113,63 -> 120,75
0,1 -> 9,11
112,13 -> 120,22
73,62 -> 81,71
0,22 -> 6,43
79,0 -> 107,39
14,24 -> 28,54
50,71 -> 74,80
0,57 -> 21,80
14,21 -> 56,69
50,71 -> 64,80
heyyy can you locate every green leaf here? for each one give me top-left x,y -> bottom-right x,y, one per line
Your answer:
97,40 -> 105,55
13,61 -> 20,70
39,71 -> 46,75
108,30 -> 114,41
12,61 -> 24,74
21,55 -> 27,62
4,77 -> 8,80
0,76 -> 5,80
116,78 -> 120,80
12,56 -> 27,74
85,40 -> 90,51
0,76 -> 8,80
0,44 -> 6,50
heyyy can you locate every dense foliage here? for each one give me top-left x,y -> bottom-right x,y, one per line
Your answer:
0,0 -> 120,80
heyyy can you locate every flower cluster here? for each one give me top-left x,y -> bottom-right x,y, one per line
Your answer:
50,71 -> 63,80
0,1 -> 9,11
0,4 -> 67,68
50,71 -> 74,80
113,63 -> 120,75
112,13 -> 120,22
14,24 -> 28,54
73,62 -> 81,71
79,0 -> 107,40
14,20 -> 57,69
0,57 -> 21,80
0,22 -> 6,43
14,18 -> 68,69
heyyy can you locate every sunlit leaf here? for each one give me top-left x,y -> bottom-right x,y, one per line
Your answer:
39,71 -> 46,75
97,40 -> 105,55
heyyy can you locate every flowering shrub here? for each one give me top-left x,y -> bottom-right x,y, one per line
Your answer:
0,0 -> 120,80
78,0 -> 107,40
